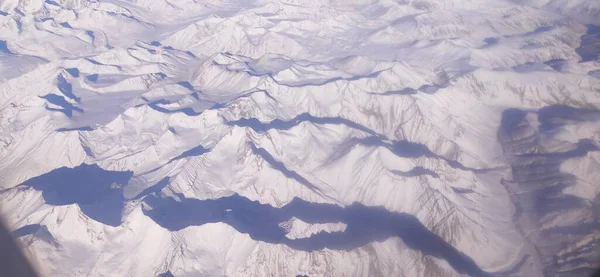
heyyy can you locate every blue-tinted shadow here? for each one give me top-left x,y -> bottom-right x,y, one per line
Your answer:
170,145 -> 210,162
484,37 -> 498,46
576,24 -> 600,62
86,74 -> 99,82
498,105 -> 599,221
56,126 -> 93,132
20,164 -> 133,226
248,143 -> 321,192
374,88 -> 418,95
229,114 -> 480,172
177,81 -> 194,90
65,68 -> 79,77
147,100 -> 202,116
45,0 -> 59,6
0,40 -> 13,54
544,59 -> 566,71
391,166 -> 439,178
537,105 -> 600,131
158,271 -> 174,277
57,75 -> 80,102
11,224 -> 41,238
226,113 -> 381,137
143,193 -> 489,277
40,94 -> 84,117
357,137 -> 479,172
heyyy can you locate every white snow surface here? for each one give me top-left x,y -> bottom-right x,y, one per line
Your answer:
278,217 -> 347,239
0,0 -> 599,276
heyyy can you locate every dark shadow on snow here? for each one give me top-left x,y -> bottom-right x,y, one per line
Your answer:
85,58 -> 102,65
57,75 -> 80,102
40,94 -> 83,117
11,223 -> 55,246
170,145 -> 210,162
543,59 -> 566,71
537,105 -> 600,132
417,83 -> 444,94
56,126 -> 93,132
226,113 -> 382,137
13,8 -> 25,16
391,166 -> 439,178
0,40 -> 13,54
177,81 -> 194,91
533,26 -> 553,34
229,114 -> 484,172
498,105 -> 600,276
59,22 -> 72,28
484,37 -> 498,47
11,224 -> 41,238
86,74 -> 99,82
370,88 -> 418,96
576,24 -> 600,62
19,164 -> 133,226
517,139 -> 599,159
356,137 -> 481,172
500,108 -> 527,129
451,187 -> 474,194
147,99 -> 202,116
158,271 -> 174,277
142,193 -> 489,277
248,143 -> 322,193
45,0 -> 59,6
65,68 -> 79,77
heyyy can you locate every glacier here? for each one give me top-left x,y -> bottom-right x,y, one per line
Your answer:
0,0 -> 599,276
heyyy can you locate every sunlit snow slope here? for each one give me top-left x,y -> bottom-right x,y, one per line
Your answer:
0,0 -> 599,276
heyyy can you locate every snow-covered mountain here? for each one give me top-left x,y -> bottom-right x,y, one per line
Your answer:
0,0 -> 599,276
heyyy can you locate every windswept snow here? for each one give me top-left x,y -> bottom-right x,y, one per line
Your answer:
0,0 -> 599,276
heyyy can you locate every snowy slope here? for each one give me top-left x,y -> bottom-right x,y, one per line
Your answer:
0,0 -> 599,276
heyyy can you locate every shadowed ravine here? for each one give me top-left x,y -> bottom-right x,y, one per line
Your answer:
226,112 -> 382,137
143,193 -> 489,277
227,114 -> 492,173
24,106 -> 597,277
15,164 -> 488,277
497,105 -> 600,276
